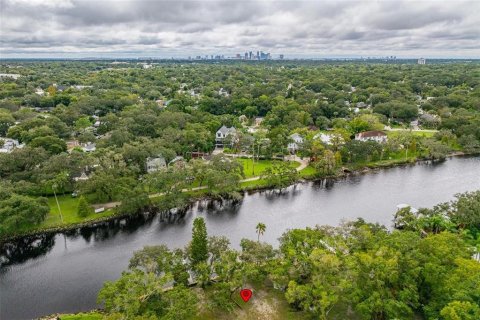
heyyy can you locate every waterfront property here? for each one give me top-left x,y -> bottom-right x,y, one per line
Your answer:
2,156 -> 479,320
215,125 -> 237,148
355,130 -> 388,143
288,133 -> 304,153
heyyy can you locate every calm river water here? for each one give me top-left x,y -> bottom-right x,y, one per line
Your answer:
1,156 -> 480,319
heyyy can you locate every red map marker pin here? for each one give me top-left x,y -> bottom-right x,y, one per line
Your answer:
240,288 -> 252,302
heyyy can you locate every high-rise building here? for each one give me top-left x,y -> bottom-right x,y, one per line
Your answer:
279,54 -> 284,60
418,58 -> 426,65
249,51 -> 252,60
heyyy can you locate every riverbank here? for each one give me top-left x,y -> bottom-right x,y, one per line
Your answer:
3,155 -> 480,320
0,152 -> 471,243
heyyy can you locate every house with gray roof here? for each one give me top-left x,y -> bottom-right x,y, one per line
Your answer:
0,138 -> 22,153
215,125 -> 237,148
82,142 -> 96,152
288,133 -> 304,153
146,156 -> 167,173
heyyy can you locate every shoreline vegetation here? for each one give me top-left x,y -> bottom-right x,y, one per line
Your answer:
48,188 -> 480,320
0,151 -> 472,243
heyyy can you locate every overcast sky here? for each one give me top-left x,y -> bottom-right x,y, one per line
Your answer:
1,0 -> 479,58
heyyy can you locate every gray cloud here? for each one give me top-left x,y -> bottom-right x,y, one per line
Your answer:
0,0 -> 479,58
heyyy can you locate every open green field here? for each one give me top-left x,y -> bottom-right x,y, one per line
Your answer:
298,165 -> 317,178
238,158 -> 299,178
386,129 -> 437,138
43,195 -> 115,228
59,312 -> 103,320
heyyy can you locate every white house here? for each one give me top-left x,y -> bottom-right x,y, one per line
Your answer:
82,142 -> 96,152
218,88 -> 230,97
313,132 -> 345,145
0,138 -> 22,153
355,131 -> 388,143
146,156 -> 167,173
288,133 -> 304,153
314,132 -> 331,145
215,125 -> 237,148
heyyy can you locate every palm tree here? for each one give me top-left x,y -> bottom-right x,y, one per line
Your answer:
256,222 -> 266,242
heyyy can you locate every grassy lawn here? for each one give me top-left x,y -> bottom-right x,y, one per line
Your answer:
238,158 -> 299,178
59,312 -> 103,320
299,165 -> 317,178
42,195 -> 115,228
386,130 -> 437,138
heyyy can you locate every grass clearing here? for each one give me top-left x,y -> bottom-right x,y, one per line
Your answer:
43,195 -> 115,228
299,165 -> 317,178
59,312 -> 103,320
386,130 -> 437,138
238,158 -> 299,178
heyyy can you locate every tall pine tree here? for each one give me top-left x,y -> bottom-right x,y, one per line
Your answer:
77,196 -> 92,218
190,217 -> 208,266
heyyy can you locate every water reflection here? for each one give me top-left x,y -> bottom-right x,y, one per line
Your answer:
1,156 -> 479,320
0,233 -> 55,269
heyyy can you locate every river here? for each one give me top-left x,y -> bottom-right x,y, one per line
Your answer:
1,156 -> 480,319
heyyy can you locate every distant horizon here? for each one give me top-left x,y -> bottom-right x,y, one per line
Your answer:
1,1 -> 479,59
1,51 -> 479,61
1,55 -> 479,61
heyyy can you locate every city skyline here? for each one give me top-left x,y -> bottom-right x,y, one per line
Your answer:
1,0 -> 479,59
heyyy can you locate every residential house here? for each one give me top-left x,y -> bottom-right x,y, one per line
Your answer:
146,156 -> 167,173
169,156 -> 186,168
156,99 -> 166,109
35,88 -> 45,96
67,140 -> 80,152
288,133 -> 304,153
0,138 -> 22,153
53,83 -> 67,92
218,88 -> 229,97
215,125 -> 237,148
254,117 -> 264,127
82,142 -> 96,152
356,102 -> 368,109
73,172 -> 90,182
355,131 -> 388,143
313,132 -> 334,145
